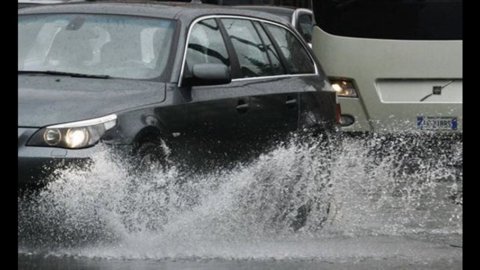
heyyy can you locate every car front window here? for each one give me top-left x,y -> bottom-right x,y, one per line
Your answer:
186,19 -> 230,71
19,14 -> 175,80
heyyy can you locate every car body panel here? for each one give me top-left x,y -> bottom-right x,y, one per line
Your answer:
18,127 -> 96,186
18,76 -> 167,127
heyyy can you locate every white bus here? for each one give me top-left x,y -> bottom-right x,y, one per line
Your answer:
311,0 -> 462,134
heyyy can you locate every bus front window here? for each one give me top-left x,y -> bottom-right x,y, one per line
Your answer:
313,0 -> 462,40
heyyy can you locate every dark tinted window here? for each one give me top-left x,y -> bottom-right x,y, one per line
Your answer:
187,19 -> 230,70
222,19 -> 279,78
313,0 -> 462,40
265,23 -> 314,74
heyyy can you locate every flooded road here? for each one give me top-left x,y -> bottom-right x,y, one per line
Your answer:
18,133 -> 462,269
19,235 -> 462,270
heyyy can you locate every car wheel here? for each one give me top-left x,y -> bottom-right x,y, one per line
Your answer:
133,138 -> 170,173
290,198 -> 331,232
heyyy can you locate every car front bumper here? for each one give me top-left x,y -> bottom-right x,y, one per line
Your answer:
18,127 -> 97,189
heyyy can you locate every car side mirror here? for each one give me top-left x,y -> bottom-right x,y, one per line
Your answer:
184,63 -> 231,86
303,33 -> 312,43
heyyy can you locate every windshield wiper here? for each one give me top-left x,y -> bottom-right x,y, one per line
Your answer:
19,70 -> 111,79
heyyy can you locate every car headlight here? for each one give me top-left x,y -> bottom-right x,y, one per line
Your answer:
28,114 -> 117,149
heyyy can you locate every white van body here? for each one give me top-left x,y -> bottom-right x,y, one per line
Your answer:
311,0 -> 462,134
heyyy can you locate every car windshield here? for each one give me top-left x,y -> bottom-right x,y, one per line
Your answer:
19,14 -> 176,80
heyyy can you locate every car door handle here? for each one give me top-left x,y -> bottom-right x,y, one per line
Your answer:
236,100 -> 249,114
285,96 -> 297,108
285,99 -> 297,105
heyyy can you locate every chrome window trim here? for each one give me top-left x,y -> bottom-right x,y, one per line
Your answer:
232,73 -> 318,82
178,14 -> 318,87
49,114 -> 117,128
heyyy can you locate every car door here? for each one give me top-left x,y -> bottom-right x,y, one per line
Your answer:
178,18 -> 256,158
218,18 -> 300,146
263,21 -> 336,130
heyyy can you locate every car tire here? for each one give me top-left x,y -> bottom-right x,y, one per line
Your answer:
290,198 -> 331,232
133,138 -> 170,173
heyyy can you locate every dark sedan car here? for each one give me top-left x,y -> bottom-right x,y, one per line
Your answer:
18,1 -> 338,187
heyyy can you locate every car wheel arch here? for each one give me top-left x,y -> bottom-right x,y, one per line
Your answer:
129,126 -> 173,170
133,126 -> 168,147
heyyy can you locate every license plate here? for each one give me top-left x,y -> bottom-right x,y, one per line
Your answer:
417,116 -> 458,130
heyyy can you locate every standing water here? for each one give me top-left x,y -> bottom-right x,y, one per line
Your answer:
18,132 -> 462,267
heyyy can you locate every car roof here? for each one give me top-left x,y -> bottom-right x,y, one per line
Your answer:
232,5 -> 296,22
233,5 -> 297,13
18,0 -> 84,3
18,0 -> 292,27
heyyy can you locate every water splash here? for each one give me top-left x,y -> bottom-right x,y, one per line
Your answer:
324,133 -> 462,237
18,132 -> 462,260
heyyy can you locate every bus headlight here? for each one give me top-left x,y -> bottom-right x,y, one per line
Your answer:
329,78 -> 358,98
28,114 -> 117,149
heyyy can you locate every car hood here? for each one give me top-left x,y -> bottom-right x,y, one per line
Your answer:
19,76 -> 166,127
